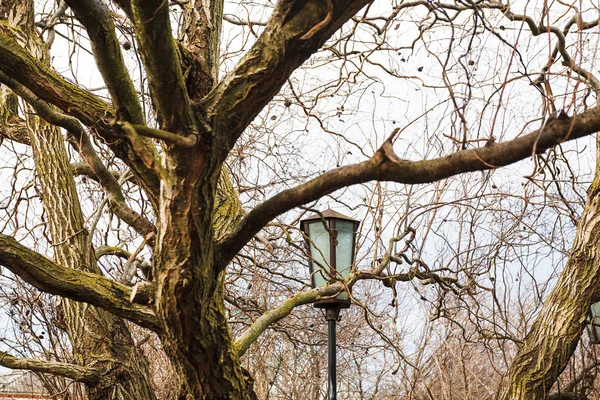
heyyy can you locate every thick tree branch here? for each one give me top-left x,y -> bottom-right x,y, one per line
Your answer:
114,121 -> 198,147
95,245 -> 132,259
129,0 -> 196,134
217,108 -> 600,268
0,234 -> 161,332
64,0 -> 144,124
0,352 -> 101,385
179,0 -> 223,101
71,163 -> 126,183
0,27 -> 110,130
496,174 -> 600,399
69,125 -> 156,240
235,274 -> 445,357
0,27 -> 161,208
204,0 -> 371,159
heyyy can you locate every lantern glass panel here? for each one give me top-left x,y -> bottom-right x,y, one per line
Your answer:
307,221 -> 331,288
333,220 -> 355,301
335,220 -> 355,279
589,301 -> 600,344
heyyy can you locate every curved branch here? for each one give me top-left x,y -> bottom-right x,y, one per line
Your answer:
217,108 -> 600,268
0,352 -> 100,385
115,121 -> 198,147
95,245 -> 141,260
0,234 -> 161,332
70,163 -> 126,183
234,287 -> 324,357
500,5 -> 572,68
0,27 -> 111,130
64,0 -> 144,124
234,269 -> 441,357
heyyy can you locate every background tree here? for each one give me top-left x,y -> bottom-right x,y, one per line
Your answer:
1,0 -> 600,399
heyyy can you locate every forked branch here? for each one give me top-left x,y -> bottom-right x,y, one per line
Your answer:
0,27 -> 161,206
204,0 -> 373,160
0,71 -> 156,239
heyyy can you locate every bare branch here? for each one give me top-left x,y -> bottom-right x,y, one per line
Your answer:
70,163 -> 126,183
114,121 -> 198,148
234,234 -> 449,356
129,0 -> 195,133
0,26 -> 161,207
501,3 -> 600,94
235,288 -> 323,357
95,245 -> 132,259
0,71 -> 156,239
222,14 -> 266,27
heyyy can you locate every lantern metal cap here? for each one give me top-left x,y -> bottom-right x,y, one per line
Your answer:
301,208 -> 359,223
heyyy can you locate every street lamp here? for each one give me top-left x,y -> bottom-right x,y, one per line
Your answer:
300,209 -> 360,400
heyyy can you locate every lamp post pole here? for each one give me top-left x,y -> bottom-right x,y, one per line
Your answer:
325,306 -> 341,400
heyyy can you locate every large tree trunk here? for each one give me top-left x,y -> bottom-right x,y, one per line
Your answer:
497,148 -> 600,399
146,0 -> 257,397
154,149 -> 255,399
0,2 -> 157,399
